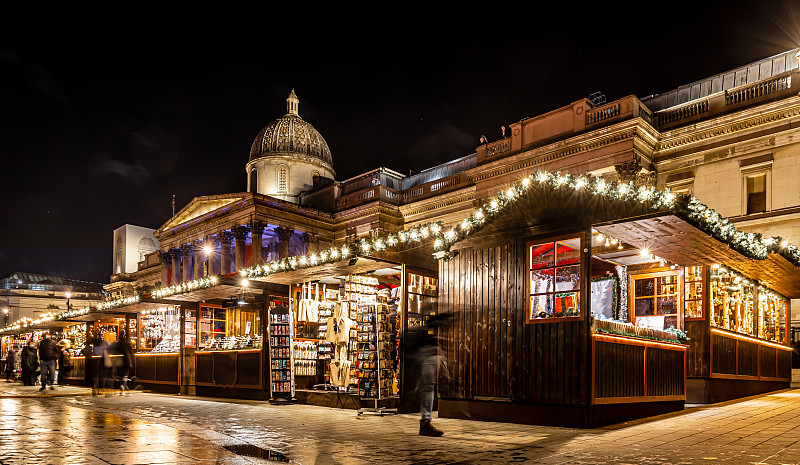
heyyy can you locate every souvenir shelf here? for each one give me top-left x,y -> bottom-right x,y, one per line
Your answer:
269,306 -> 293,399
356,303 -> 393,400
293,340 -> 317,376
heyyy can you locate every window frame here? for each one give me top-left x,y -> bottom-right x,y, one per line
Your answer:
525,233 -> 584,324
629,269 -> 683,330
740,161 -> 772,216
277,164 -> 289,194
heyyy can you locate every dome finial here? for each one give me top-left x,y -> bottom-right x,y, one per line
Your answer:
287,89 -> 299,116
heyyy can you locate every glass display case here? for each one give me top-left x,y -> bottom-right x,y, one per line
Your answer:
528,237 -> 581,321
684,265 -> 704,319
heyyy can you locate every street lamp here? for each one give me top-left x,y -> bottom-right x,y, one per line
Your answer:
2,307 -> 8,326
65,292 -> 72,311
204,245 -> 213,276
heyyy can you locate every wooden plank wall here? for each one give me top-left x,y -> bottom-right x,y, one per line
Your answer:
439,239 -> 587,405
685,320 -> 709,378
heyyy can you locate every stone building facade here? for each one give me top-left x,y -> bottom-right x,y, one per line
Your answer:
113,49 -> 800,324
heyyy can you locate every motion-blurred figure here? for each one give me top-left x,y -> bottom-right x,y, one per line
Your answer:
404,312 -> 452,437
56,338 -> 72,386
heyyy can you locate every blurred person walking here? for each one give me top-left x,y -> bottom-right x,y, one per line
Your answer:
21,340 -> 38,386
38,333 -> 58,391
404,312 -> 452,437
56,339 -> 73,386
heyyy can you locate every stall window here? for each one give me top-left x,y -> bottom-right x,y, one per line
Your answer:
684,266 -> 704,320
758,292 -> 785,343
710,267 -> 754,335
198,304 -> 262,351
631,271 -> 679,330
406,271 -> 438,328
139,306 -> 180,353
527,236 -> 581,321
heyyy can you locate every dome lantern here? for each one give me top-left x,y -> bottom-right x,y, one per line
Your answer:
246,90 -> 336,204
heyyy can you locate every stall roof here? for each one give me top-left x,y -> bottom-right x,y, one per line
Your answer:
440,171 -> 800,299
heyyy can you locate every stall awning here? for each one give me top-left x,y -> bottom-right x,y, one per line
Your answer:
439,171 -> 800,299
595,215 -> 800,298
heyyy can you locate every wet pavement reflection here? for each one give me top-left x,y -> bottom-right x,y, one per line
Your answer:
5,386 -> 800,464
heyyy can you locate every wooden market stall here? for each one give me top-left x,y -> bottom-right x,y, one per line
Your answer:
432,172 -> 799,427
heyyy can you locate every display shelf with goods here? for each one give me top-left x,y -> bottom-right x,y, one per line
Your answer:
356,302 -> 397,415
64,323 -> 87,356
198,304 -> 262,352
758,291 -> 787,343
293,340 -> 317,376
269,305 -> 294,400
710,266 -> 755,334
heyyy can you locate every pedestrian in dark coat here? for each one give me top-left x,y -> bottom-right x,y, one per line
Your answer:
38,333 -> 58,391
21,341 -> 38,386
4,348 -> 15,381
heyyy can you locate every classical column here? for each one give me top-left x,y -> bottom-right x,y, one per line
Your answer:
250,221 -> 266,267
159,251 -> 171,287
219,231 -> 234,275
275,227 -> 294,259
181,244 -> 194,283
233,225 -> 250,272
301,232 -> 319,255
205,235 -> 219,276
193,240 -> 205,280
170,248 -> 183,285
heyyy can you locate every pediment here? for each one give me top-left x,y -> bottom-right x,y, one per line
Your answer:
161,195 -> 244,231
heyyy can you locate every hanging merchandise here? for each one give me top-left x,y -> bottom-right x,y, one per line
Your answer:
326,302 -> 354,390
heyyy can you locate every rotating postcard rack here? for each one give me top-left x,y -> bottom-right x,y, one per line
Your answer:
356,303 -> 397,417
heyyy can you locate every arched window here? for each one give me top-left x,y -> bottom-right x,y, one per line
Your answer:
277,165 -> 288,193
249,169 -> 258,193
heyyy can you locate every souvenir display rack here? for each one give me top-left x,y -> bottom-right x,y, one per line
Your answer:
269,306 -> 294,400
356,302 -> 397,416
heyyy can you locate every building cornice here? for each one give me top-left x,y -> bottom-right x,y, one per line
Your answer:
466,119 -> 653,183
654,97 -> 800,158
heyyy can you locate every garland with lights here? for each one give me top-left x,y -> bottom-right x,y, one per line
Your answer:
151,276 -> 218,299
239,221 -> 443,280
431,169 -> 800,272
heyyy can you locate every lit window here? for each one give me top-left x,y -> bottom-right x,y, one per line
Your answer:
277,165 -> 288,193
527,236 -> 581,321
631,271 -> 679,330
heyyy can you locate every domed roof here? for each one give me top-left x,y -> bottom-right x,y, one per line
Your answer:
248,90 -> 333,169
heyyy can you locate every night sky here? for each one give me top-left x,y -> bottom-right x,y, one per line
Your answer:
2,5 -> 799,285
